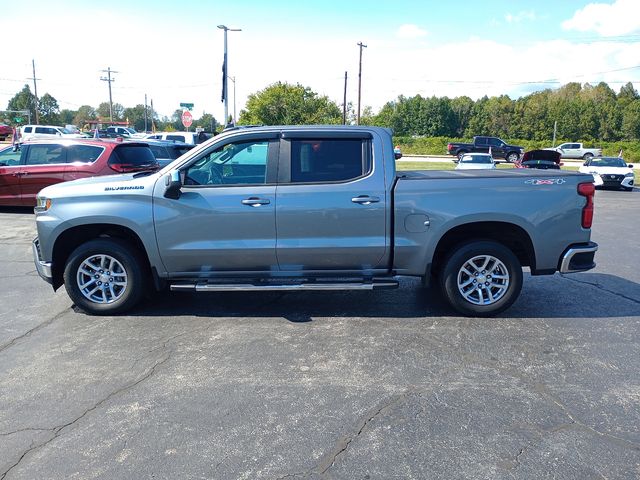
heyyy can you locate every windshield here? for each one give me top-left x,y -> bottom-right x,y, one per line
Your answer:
589,157 -> 627,168
460,154 -> 492,164
124,128 -> 137,134
61,128 -> 74,134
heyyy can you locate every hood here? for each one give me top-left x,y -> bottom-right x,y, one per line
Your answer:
38,171 -> 159,199
579,165 -> 633,175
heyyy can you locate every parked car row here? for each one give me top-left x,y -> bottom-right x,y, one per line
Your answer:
0,136 -> 196,206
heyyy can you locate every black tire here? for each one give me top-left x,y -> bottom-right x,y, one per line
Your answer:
456,150 -> 467,161
63,238 -> 145,315
439,240 -> 523,317
583,153 -> 594,161
506,152 -> 520,163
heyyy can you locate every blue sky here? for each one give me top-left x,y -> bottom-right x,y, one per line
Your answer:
1,0 -> 639,122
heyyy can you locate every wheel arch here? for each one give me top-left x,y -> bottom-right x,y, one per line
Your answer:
51,223 -> 152,290
430,221 -> 535,278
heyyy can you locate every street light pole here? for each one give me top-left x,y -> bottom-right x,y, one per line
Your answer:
217,25 -> 241,126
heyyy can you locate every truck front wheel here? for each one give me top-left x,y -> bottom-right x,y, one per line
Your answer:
63,238 -> 145,315
439,241 -> 522,317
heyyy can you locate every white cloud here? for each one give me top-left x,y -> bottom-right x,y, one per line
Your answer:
505,10 -> 537,23
562,0 -> 640,37
396,24 -> 428,39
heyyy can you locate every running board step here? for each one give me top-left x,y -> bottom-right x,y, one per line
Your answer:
170,280 -> 399,292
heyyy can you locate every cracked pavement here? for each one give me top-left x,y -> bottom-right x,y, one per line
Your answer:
1,190 -> 639,479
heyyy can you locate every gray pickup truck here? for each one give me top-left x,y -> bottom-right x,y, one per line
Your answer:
32,126 -> 598,317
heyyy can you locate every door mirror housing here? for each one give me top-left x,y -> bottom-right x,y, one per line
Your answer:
164,170 -> 182,199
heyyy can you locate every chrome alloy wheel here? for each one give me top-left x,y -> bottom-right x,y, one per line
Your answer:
76,254 -> 128,304
457,254 -> 510,305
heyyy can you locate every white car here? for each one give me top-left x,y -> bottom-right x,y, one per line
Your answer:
20,125 -> 83,142
579,156 -> 635,191
455,153 -> 496,170
145,131 -> 202,145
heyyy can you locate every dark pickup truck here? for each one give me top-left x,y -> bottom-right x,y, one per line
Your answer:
447,136 -> 524,162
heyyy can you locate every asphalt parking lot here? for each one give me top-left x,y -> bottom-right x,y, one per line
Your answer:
1,189 -> 639,479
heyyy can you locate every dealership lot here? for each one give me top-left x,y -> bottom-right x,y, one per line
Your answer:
1,190 -> 639,479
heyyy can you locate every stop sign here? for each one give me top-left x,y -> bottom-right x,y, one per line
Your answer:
181,110 -> 193,128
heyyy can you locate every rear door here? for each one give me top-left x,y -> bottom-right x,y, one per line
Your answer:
275,131 -> 388,273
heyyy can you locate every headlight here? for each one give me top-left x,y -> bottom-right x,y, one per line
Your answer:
625,173 -> 634,177
34,196 -> 52,213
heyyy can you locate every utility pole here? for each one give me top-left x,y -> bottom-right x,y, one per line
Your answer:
150,99 -> 155,133
100,67 -> 118,123
30,59 -> 40,124
144,94 -> 148,132
218,25 -> 241,127
357,42 -> 367,125
343,71 -> 348,125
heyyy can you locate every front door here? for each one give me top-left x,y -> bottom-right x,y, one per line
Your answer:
18,143 -> 68,205
154,136 -> 280,276
0,147 -> 24,205
275,134 -> 388,273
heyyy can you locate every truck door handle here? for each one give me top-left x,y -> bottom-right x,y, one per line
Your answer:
351,195 -> 380,205
241,197 -> 270,207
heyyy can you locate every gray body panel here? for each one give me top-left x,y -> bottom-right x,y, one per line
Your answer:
34,126 -> 595,289
393,169 -> 593,276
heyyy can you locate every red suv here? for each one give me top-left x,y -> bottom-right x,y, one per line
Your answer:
0,139 -> 158,206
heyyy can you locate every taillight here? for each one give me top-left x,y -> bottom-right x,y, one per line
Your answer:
578,182 -> 595,228
447,143 -> 453,151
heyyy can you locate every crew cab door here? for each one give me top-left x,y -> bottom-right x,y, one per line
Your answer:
275,131 -> 388,272
153,134 -> 280,275
16,143 -> 68,205
0,147 -> 24,204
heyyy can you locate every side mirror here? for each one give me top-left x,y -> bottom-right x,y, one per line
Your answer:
628,164 -> 634,168
164,170 -> 182,199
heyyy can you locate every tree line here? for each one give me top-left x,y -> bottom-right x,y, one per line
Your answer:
3,85 -> 220,132
5,80 -> 640,143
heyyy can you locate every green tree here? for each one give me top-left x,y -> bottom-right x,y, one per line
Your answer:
97,102 -> 124,121
194,112 -> 219,133
73,105 -> 97,129
59,109 -> 76,125
38,93 -> 60,125
238,82 -> 341,125
621,100 -> 640,140
123,104 -> 153,131
7,84 -> 36,124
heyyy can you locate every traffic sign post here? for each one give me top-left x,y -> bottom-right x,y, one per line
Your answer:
181,110 -> 193,130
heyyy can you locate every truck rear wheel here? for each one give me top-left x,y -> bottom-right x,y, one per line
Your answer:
439,241 -> 522,317
63,238 -> 145,315
456,151 -> 467,161
583,153 -> 594,160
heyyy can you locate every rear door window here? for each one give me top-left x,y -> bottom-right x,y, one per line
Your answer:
67,145 -> 104,163
289,138 -> 368,183
25,144 -> 67,165
109,145 -> 157,168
